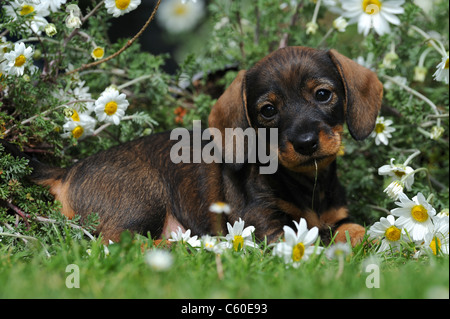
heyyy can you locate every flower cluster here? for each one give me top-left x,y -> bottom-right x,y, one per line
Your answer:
166,202 -> 324,268
368,194 -> 449,256
0,1 -> 150,142
168,217 -> 257,255
371,151 -> 449,256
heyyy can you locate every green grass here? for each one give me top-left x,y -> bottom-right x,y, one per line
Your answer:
0,232 -> 448,299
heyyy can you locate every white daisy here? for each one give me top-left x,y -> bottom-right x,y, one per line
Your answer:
4,1 -> 50,35
61,113 -> 96,140
422,215 -> 449,256
94,89 -> 129,125
383,180 -> 404,200
272,218 -> 322,268
168,226 -> 201,248
340,0 -> 405,36
3,42 -> 34,76
41,0 -> 67,13
201,235 -> 224,254
220,218 -> 257,252
433,55 -> 449,84
378,158 -> 415,191
209,201 -> 231,214
370,116 -> 396,146
368,215 -> 406,252
325,242 -> 351,259
391,192 -> 436,242
157,0 -> 205,34
145,249 -> 174,271
105,0 -> 141,18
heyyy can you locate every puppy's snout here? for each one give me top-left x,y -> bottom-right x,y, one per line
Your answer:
292,132 -> 319,156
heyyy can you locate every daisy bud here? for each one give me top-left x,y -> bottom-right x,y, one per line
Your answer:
430,126 -> 444,140
384,180 -> 404,201
306,21 -> 318,35
91,46 -> 105,60
382,51 -> 399,69
413,66 -> 427,82
65,13 -> 82,29
45,23 -> 57,37
66,4 -> 82,17
333,17 -> 348,32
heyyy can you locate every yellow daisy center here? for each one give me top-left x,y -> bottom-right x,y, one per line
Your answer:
445,58 -> 449,69
375,123 -> 385,134
104,101 -> 118,116
20,5 -> 35,16
72,126 -> 84,139
411,205 -> 428,222
216,201 -> 227,208
173,3 -> 188,16
71,110 -> 80,122
385,226 -> 401,242
14,55 -> 26,67
233,235 -> 244,251
92,47 -> 104,59
115,0 -> 131,10
292,242 -> 305,262
429,236 -> 442,255
362,0 -> 381,15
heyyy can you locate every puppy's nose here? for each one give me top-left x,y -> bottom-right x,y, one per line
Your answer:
293,132 -> 319,156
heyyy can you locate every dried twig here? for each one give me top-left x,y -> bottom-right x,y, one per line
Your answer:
67,0 -> 162,75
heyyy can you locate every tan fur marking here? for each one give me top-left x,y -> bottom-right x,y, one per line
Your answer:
278,124 -> 343,174
38,179 -> 75,219
320,207 -> 349,226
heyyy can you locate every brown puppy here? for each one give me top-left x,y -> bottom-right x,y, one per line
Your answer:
29,46 -> 382,244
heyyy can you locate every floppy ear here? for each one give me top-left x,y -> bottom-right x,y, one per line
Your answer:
208,70 -> 251,169
328,49 -> 383,140
208,70 -> 250,132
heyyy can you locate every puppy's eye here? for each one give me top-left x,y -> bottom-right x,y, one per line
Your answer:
315,89 -> 332,103
260,104 -> 278,119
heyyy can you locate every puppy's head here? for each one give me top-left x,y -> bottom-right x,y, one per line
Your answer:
209,46 -> 383,173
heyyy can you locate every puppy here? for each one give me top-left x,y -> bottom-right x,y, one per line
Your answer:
27,46 -> 382,244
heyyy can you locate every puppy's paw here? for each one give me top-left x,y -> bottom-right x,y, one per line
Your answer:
334,223 -> 366,247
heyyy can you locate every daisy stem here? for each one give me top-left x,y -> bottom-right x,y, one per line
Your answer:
92,115 -> 153,136
403,150 -> 420,166
410,25 -> 447,57
318,27 -> 334,47
311,0 -> 322,24
418,47 -> 433,67
381,74 -> 440,126
335,255 -> 344,279
67,0 -> 162,75
81,1 -> 105,23
215,253 -> 224,280
401,167 -> 433,192
3,100 -> 95,136
117,74 -> 153,90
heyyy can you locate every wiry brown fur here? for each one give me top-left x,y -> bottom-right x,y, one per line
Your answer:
26,46 -> 382,244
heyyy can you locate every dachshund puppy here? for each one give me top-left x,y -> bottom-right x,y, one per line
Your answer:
28,46 -> 382,245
